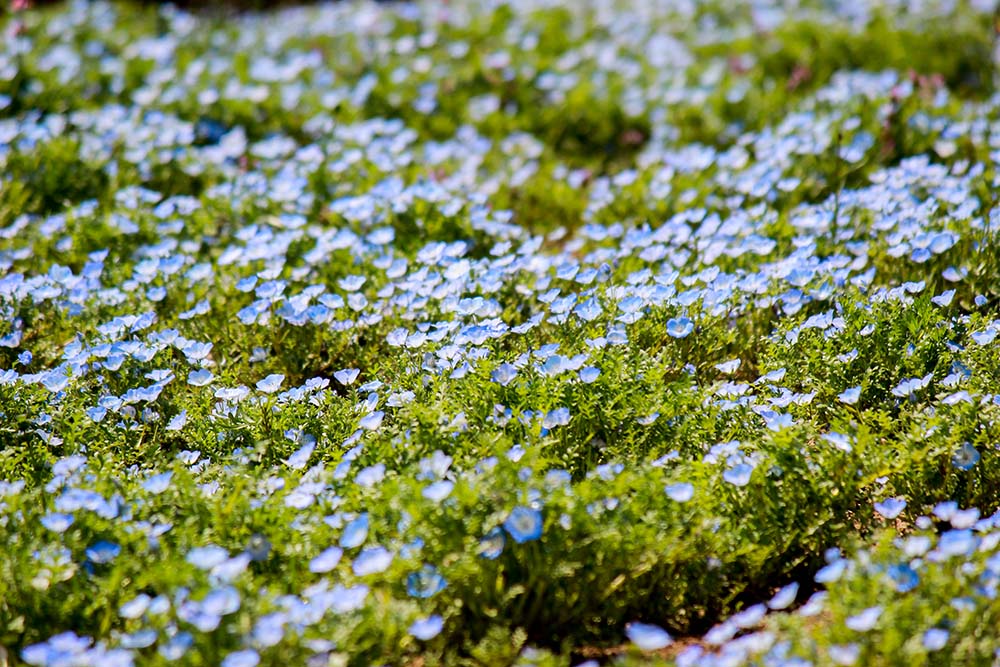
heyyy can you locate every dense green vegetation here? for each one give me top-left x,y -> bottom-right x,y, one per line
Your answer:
2,0 -> 1000,665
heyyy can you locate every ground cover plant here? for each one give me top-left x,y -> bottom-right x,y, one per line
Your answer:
3,0 -> 1000,665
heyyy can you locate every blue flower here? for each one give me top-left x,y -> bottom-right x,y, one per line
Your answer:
409,615 -> 444,640
838,386 -> 861,404
40,513 -> 74,533
874,497 -> 906,519
255,373 -> 284,393
340,513 -> 369,549
491,363 -> 518,387
666,316 -> 693,339
478,526 -> 505,559
625,622 -> 672,650
542,407 -> 570,429
952,442 -> 980,471
86,540 -> 121,564
406,565 -> 447,598
221,649 -> 259,667
503,506 -> 543,543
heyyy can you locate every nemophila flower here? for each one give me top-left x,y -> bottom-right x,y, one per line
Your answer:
823,432 -> 853,453
542,407 -> 570,429
310,546 -> 343,574
723,463 -> 753,487
478,527 -> 505,559
409,615 -> 444,641
166,410 -> 188,431
142,471 -> 173,494
891,373 -> 933,398
666,316 -> 693,338
422,480 -> 454,502
923,628 -> 950,651
874,497 -> 907,519
504,506 -> 543,543
356,464 -> 386,487
284,438 -> 315,470
352,546 -> 393,576
406,565 -> 447,598
665,482 -> 694,502
715,358 -> 741,374
330,584 -> 368,614
359,410 -> 384,430
187,369 -> 214,386
838,386 -> 861,404
85,540 -> 121,564
159,633 -> 193,661
245,534 -> 271,562
334,368 -> 360,385
40,513 -> 73,533
579,366 -> 600,383
767,582 -> 798,610
931,289 -> 955,307
952,442 -> 980,470
255,373 -> 284,393
491,362 -> 518,386
845,606 -> 882,632
119,594 -> 151,620
221,649 -> 260,667
340,513 -> 370,549
828,644 -> 860,665
186,545 -> 229,570
625,622 -> 672,650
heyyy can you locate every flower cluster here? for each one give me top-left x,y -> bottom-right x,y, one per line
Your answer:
2,0 -> 1000,665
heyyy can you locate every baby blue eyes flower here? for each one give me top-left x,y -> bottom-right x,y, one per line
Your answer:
187,369 -> 214,386
409,615 -> 444,640
931,290 -> 955,307
352,546 -> 393,576
309,546 -> 343,573
666,316 -> 693,339
844,605 -> 882,632
491,363 -> 518,386
715,358 -> 741,374
86,540 -> 121,564
573,298 -> 602,322
923,628 -> 949,651
159,632 -> 193,660
579,366 -> 600,383
422,480 -> 454,502
838,386 -> 861,404
166,410 -> 188,431
255,373 -> 284,393
664,483 -> 694,502
874,497 -> 906,519
767,582 -> 798,610
887,563 -> 919,592
187,545 -> 229,570
119,594 -> 151,619
340,514 -> 370,549
504,506 -> 543,543
284,438 -> 315,470
723,463 -> 753,487
334,368 -> 360,385
359,411 -> 385,430
478,526 -> 506,559
952,442 -> 980,470
221,649 -> 259,667
40,513 -> 74,533
142,471 -> 173,494
542,407 -> 570,429
406,565 -> 447,598
625,622 -> 672,650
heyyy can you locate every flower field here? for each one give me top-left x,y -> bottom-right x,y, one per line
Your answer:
3,0 -> 1000,664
